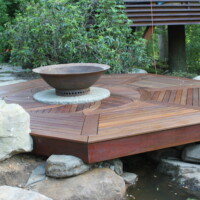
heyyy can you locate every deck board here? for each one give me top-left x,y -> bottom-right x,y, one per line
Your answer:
1,74 -> 200,163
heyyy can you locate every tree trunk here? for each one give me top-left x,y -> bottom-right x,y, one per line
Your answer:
158,26 -> 168,62
168,25 -> 186,72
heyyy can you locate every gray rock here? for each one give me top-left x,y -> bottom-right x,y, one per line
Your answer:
46,155 -> 90,178
0,100 -> 33,161
0,64 -> 25,73
0,186 -> 52,200
32,168 -> 126,200
26,163 -> 46,186
0,76 -> 16,81
0,154 -> 45,187
0,80 -> 26,86
158,159 -> 200,198
182,144 -> 200,164
193,76 -> 200,80
92,158 -> 123,175
148,148 -> 181,162
129,68 -> 147,74
0,73 -> 13,77
0,100 -> 4,107
0,64 -> 26,86
122,172 -> 138,186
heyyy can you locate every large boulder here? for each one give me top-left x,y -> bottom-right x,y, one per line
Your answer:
129,68 -> 147,74
182,144 -> 200,164
0,100 -> 33,161
0,186 -> 52,200
0,154 -> 45,187
193,76 -> 200,80
33,168 -> 126,200
46,155 -> 90,178
158,159 -> 200,198
0,100 -> 5,107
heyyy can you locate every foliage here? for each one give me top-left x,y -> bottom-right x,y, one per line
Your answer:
0,0 -> 38,62
186,198 -> 198,200
146,25 -> 200,75
186,24 -> 200,73
5,0 -> 151,73
145,61 -> 168,74
0,0 -> 10,62
0,0 -> 9,30
0,0 -> 38,19
167,71 -> 197,79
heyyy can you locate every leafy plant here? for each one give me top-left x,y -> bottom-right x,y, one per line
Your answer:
167,71 -> 198,79
0,0 -> 38,62
0,0 -> 10,62
186,198 -> 198,200
186,25 -> 200,74
5,0 -> 151,73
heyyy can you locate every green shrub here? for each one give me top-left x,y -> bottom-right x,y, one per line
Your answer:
186,25 -> 200,73
0,0 -> 9,29
167,71 -> 198,79
6,0 -> 151,73
0,0 -> 9,62
0,0 -> 38,62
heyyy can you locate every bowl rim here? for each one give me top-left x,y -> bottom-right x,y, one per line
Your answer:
32,63 -> 110,76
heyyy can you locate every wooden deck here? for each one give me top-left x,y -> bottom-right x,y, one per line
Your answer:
1,74 -> 200,163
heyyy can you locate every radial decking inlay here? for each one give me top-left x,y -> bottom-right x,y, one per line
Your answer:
1,74 -> 200,163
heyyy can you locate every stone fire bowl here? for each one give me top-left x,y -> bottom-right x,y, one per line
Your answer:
33,63 -> 110,96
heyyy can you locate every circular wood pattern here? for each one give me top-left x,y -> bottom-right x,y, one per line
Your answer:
2,75 -> 140,113
1,74 -> 200,163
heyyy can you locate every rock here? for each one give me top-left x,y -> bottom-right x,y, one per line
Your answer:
0,154 -> 46,187
33,168 -> 126,200
193,76 -> 200,80
0,186 -> 52,200
46,155 -> 90,178
26,163 -> 46,186
158,159 -> 200,198
129,68 -> 147,74
0,76 -> 16,81
0,73 -> 13,77
92,158 -> 123,175
0,64 -> 25,73
0,100 -> 5,108
122,172 -> 138,186
147,148 -> 181,162
158,158 -> 200,177
182,144 -> 200,164
0,80 -> 26,86
0,101 -> 33,161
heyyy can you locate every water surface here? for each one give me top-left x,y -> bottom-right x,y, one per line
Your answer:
124,156 -> 198,200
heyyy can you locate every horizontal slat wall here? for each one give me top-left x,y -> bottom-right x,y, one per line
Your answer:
124,0 -> 200,26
